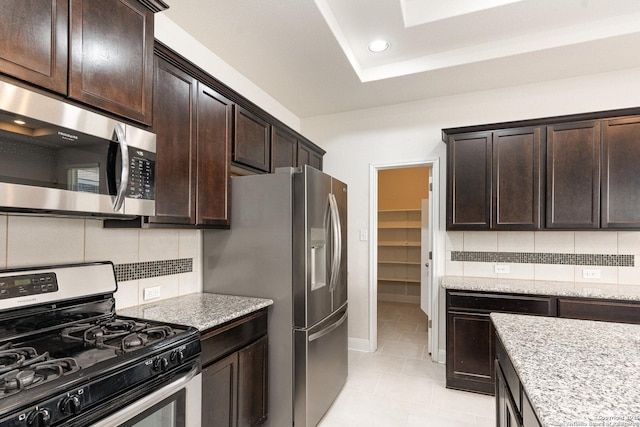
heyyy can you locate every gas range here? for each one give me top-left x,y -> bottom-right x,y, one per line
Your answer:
0,262 -> 201,427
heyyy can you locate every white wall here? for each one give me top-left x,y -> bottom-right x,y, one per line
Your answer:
154,14 -> 301,132
302,66 -> 640,349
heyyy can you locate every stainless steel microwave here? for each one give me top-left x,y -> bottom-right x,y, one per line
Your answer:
0,81 -> 156,218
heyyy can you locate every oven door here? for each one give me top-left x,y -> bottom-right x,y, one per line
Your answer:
90,365 -> 201,427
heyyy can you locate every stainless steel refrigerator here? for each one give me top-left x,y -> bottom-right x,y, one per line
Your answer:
203,166 -> 348,427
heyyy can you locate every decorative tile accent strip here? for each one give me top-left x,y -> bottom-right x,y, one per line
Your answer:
114,258 -> 193,282
450,251 -> 634,267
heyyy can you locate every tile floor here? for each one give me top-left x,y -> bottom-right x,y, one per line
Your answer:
319,300 -> 495,427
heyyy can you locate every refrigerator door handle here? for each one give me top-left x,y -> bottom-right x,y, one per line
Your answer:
308,311 -> 348,342
328,193 -> 342,292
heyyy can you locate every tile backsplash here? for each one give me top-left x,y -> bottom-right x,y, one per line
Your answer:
446,231 -> 640,285
0,214 -> 202,310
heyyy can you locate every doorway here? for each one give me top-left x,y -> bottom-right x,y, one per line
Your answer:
369,159 -> 440,361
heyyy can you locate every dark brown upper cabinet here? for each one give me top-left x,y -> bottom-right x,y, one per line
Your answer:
69,0 -> 155,125
492,127 -> 542,230
546,121 -> 601,229
0,0 -> 68,94
144,56 -> 231,228
0,0 -> 163,125
297,140 -> 323,170
271,125 -> 298,171
444,107 -> 640,231
602,116 -> 640,229
446,132 -> 492,230
233,106 -> 271,173
148,56 -> 197,226
196,83 -> 232,227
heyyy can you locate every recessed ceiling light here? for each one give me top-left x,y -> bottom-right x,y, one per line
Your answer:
368,39 -> 390,53
13,119 -> 26,125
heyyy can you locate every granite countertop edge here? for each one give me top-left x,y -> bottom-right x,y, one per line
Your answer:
117,292 -> 274,332
491,312 -> 640,427
441,275 -> 640,301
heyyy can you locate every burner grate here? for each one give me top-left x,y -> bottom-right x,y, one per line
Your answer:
61,319 -> 176,353
0,344 -> 79,396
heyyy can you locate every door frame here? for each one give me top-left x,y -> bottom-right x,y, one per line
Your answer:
368,158 -> 441,361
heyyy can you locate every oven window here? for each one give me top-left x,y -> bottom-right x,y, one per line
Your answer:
119,389 -> 186,427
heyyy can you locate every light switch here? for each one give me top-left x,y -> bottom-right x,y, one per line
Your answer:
359,229 -> 368,241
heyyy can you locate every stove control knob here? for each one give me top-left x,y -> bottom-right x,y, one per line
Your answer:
154,356 -> 169,372
61,395 -> 82,415
171,349 -> 185,364
27,408 -> 51,427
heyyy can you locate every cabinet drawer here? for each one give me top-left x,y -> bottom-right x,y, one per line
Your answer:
557,298 -> 640,324
448,292 -> 553,315
201,309 -> 268,366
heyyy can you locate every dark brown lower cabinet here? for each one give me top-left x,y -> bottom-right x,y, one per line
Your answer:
445,291 -> 554,395
447,311 -> 494,394
238,336 -> 268,426
201,309 -> 268,427
495,361 -> 521,427
203,351 -> 238,427
495,337 -> 541,427
447,290 -> 640,399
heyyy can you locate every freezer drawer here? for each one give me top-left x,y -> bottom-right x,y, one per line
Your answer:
294,304 -> 348,427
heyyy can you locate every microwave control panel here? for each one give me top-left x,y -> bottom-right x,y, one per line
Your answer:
127,148 -> 155,200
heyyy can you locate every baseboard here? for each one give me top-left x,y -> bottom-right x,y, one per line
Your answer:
438,349 -> 446,364
348,337 -> 370,352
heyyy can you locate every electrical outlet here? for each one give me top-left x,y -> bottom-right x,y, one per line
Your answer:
143,286 -> 161,301
582,268 -> 601,279
494,264 -> 510,274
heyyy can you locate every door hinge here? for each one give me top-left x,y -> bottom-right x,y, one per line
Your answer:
428,320 -> 432,329
429,182 -> 433,191
429,251 -> 432,260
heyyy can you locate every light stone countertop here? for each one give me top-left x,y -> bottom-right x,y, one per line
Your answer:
442,275 -> 640,301
118,292 -> 274,332
491,313 -> 640,427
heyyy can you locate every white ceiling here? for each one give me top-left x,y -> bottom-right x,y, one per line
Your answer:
161,0 -> 640,118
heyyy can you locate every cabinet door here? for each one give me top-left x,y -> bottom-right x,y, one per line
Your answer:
446,132 -> 492,229
602,116 -> 640,228
197,83 -> 232,227
69,0 -> 154,124
0,0 -> 68,94
233,106 -> 271,172
238,336 -> 268,426
546,121 -> 600,229
297,140 -> 324,170
446,311 -> 494,394
271,126 -> 297,171
492,127 -> 542,230
203,352 -> 238,427
297,142 -> 311,168
149,56 -> 197,225
309,150 -> 323,170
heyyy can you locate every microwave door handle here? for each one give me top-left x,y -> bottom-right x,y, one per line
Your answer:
111,124 -> 129,212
